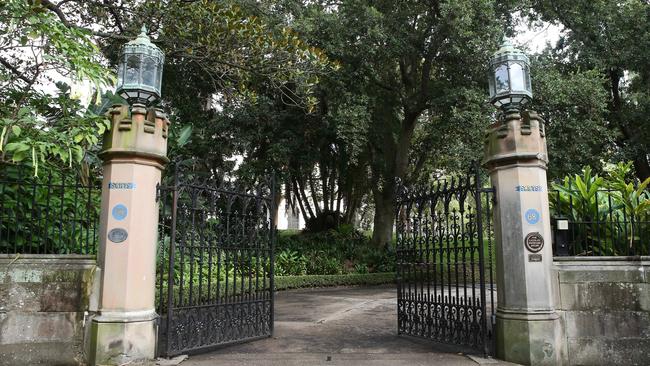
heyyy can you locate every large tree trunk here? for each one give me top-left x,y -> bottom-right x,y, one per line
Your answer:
369,111 -> 418,248
370,183 -> 395,248
633,156 -> 650,182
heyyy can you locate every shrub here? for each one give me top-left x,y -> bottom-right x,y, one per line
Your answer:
275,248 -> 308,276
276,227 -> 395,275
275,272 -> 395,290
0,163 -> 100,254
304,210 -> 344,233
550,162 -> 650,255
353,263 -> 369,274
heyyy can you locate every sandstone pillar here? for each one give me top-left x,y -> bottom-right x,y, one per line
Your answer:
87,104 -> 169,365
483,110 -> 565,365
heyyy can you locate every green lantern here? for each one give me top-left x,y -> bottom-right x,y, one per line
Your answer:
116,26 -> 164,106
488,38 -> 532,111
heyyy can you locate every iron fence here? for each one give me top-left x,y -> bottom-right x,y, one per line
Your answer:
156,165 -> 275,356
0,164 -> 101,255
396,166 -> 496,356
549,188 -> 650,256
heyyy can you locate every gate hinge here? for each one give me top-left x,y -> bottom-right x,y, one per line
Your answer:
155,183 -> 161,202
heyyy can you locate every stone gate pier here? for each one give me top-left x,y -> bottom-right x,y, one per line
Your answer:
484,110 -> 566,365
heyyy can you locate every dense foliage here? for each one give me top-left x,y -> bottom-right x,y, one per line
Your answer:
0,1 -> 112,174
0,163 -> 100,255
1,0 -> 649,262
528,0 -> 650,181
550,162 -> 650,255
276,228 -> 395,276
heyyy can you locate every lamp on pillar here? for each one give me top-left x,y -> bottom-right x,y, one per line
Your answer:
116,26 -> 164,106
488,38 -> 532,112
483,38 -> 566,365
88,26 -> 169,366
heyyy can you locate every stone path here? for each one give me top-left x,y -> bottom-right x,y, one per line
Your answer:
179,286 -> 516,366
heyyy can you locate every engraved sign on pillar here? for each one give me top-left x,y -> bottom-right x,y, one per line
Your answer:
108,228 -> 128,243
524,232 -> 544,252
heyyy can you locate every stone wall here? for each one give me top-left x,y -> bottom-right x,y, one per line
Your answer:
554,257 -> 650,366
0,255 -> 97,365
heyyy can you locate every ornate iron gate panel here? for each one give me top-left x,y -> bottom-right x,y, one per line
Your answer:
156,168 -> 275,356
396,166 -> 496,356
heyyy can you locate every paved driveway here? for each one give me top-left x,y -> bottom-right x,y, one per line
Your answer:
179,286 -> 515,366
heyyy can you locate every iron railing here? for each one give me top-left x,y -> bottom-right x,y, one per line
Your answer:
0,164 -> 101,255
549,188 -> 650,256
396,166 -> 496,356
156,165 -> 276,356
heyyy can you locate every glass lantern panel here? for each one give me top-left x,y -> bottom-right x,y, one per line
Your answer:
117,59 -> 125,86
495,64 -> 509,93
126,55 -> 141,84
525,65 -> 532,92
156,61 -> 163,91
509,63 -> 526,91
488,74 -> 496,97
142,56 -> 156,88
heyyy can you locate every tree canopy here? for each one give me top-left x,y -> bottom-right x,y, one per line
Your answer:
1,0 -> 648,239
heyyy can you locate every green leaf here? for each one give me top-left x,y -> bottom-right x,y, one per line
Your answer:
4,142 -> 30,153
177,125 -> 193,147
11,125 -> 21,137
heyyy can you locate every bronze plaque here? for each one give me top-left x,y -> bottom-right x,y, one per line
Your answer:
524,232 -> 544,253
528,254 -> 542,262
108,228 -> 128,243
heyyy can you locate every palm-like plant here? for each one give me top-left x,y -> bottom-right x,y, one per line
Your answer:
550,167 -> 617,254
605,162 -> 650,254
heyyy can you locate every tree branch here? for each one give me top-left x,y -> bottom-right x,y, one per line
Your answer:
0,57 -> 31,84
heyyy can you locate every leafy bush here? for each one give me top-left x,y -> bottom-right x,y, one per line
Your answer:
0,163 -> 100,254
275,272 -> 395,291
277,226 -> 395,275
353,263 -> 369,274
304,210 -> 344,232
306,253 -> 342,275
275,249 -> 308,276
550,162 -> 650,255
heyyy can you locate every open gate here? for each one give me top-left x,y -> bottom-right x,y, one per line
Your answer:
395,166 -> 496,356
155,166 -> 275,356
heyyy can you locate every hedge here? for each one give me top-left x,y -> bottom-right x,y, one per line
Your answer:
274,272 -> 396,291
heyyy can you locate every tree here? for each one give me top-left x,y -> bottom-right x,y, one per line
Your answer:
529,0 -> 650,181
280,0 -> 503,246
529,52 -> 615,179
0,0 -> 113,174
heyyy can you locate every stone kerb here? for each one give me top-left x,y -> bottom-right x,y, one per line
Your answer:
0,254 -> 97,366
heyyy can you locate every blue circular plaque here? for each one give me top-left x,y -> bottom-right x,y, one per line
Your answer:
112,204 -> 128,221
525,209 -> 540,225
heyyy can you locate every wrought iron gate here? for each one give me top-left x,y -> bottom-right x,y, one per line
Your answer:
395,166 -> 496,356
156,167 -> 275,356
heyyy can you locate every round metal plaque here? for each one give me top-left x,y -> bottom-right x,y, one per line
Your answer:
524,232 -> 544,253
108,228 -> 128,243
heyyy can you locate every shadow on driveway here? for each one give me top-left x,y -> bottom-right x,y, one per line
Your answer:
179,285 -> 514,366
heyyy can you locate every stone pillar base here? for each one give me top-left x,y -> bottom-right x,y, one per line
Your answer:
88,311 -> 158,366
496,310 -> 565,365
